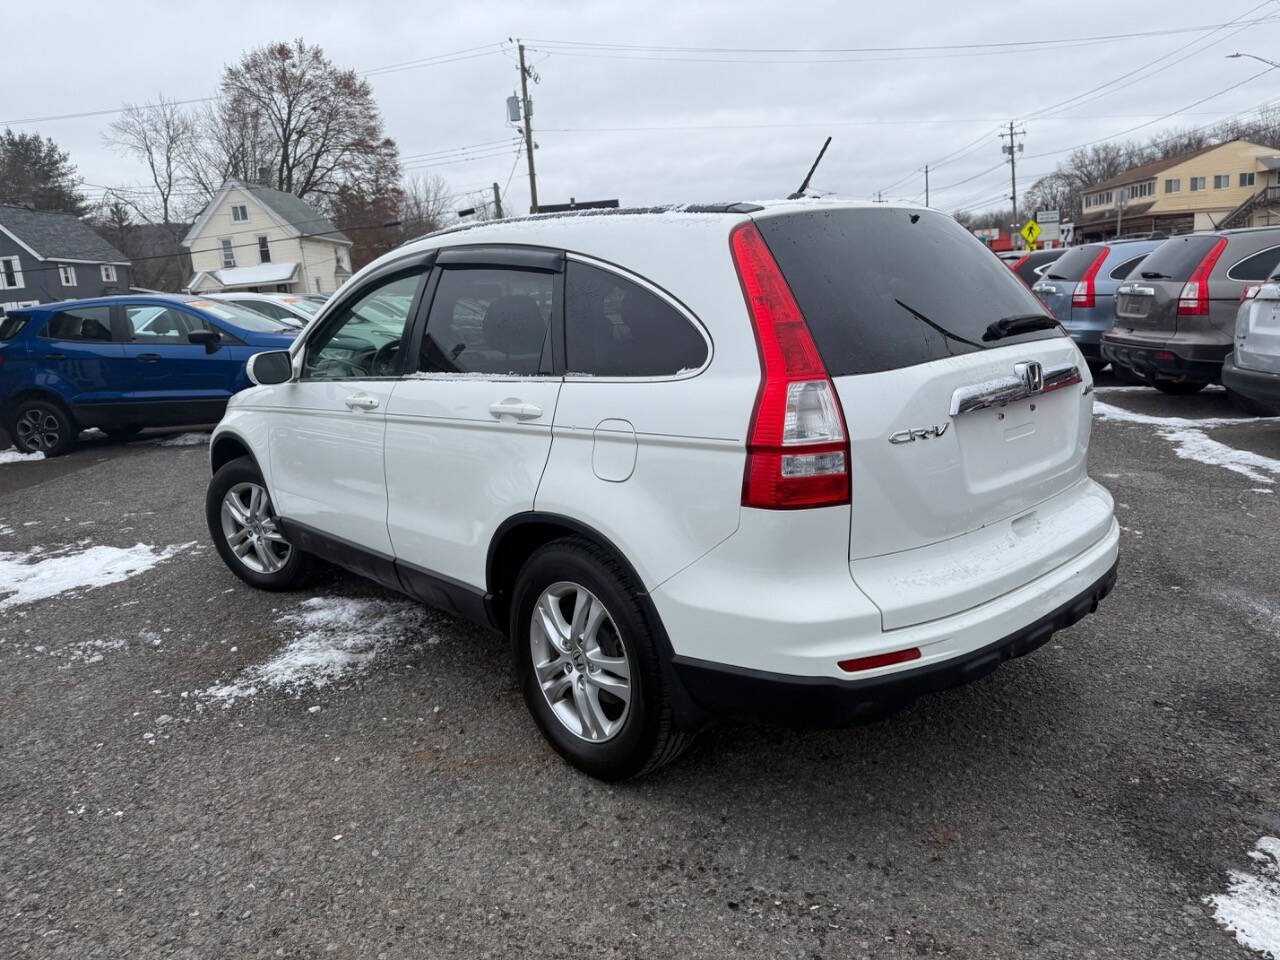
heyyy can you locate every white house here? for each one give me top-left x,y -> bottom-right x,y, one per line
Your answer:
182,180 -> 353,295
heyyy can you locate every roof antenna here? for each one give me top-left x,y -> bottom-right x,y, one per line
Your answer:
788,136 -> 832,200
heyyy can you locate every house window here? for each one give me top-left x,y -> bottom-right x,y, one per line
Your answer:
336,252 -> 344,270
1190,176 -> 1206,191
1126,182 -> 1153,199
1165,178 -> 1181,193
257,236 -> 270,263
315,278 -> 322,293
231,204 -> 249,222
58,265 -> 77,287
1241,172 -> 1257,188
100,264 -> 117,283
220,238 -> 236,268
0,256 -> 22,290
1214,174 -> 1230,189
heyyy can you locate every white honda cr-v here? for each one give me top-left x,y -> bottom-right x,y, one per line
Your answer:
205,200 -> 1118,779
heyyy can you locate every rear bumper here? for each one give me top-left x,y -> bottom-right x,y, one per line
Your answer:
1100,335 -> 1228,383
673,557 -> 1118,728
1222,355 -> 1280,410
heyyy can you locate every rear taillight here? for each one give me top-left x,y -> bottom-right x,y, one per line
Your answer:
1177,236 -> 1228,316
730,221 -> 851,510
1241,283 -> 1262,302
1009,255 -> 1029,274
1071,246 -> 1111,308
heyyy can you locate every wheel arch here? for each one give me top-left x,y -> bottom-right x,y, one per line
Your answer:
209,430 -> 262,476
3,387 -> 77,423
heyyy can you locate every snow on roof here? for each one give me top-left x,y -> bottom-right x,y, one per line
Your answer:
209,262 -> 299,288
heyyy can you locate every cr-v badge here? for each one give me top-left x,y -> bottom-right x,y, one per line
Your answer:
888,424 -> 950,444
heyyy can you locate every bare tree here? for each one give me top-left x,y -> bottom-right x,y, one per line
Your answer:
105,96 -> 193,223
400,174 -> 453,237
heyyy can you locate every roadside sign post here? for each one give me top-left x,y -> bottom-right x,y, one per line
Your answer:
1019,218 -> 1041,250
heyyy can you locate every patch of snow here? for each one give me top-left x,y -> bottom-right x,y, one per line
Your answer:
1094,402 -> 1280,484
1251,488 -> 1274,495
1206,837 -> 1280,959
152,432 -> 210,447
0,541 -> 192,610
0,448 -> 45,464
202,596 -> 440,704
0,523 -> 11,536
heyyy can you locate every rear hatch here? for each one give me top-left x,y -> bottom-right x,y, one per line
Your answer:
1113,234 -> 1221,340
757,208 -> 1104,629
1237,282 -> 1280,375
1031,243 -> 1107,326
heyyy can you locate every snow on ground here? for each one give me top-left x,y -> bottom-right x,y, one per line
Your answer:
1206,837 -> 1280,959
0,448 -> 45,464
202,596 -> 441,705
1094,402 -> 1280,484
0,523 -> 11,537
0,541 -> 193,610
152,432 -> 210,447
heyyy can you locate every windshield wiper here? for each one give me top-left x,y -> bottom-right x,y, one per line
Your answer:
983,314 -> 1059,342
894,299 -> 982,350
1140,270 -> 1171,279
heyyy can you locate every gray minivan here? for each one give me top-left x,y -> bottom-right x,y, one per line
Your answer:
1032,237 -> 1165,370
1102,226 -> 1280,393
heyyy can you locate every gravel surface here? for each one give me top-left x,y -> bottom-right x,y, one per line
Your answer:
1,379 -> 1277,959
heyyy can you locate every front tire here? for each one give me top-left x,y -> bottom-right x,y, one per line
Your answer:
1153,380 -> 1207,395
511,538 -> 692,780
206,457 -> 312,590
7,397 -> 78,457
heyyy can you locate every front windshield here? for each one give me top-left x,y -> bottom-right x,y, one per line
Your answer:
186,299 -> 294,333
279,297 -> 321,317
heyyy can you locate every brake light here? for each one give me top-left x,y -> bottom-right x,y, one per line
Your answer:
730,221 -> 850,509
1071,246 -> 1111,308
1241,283 -> 1261,302
1177,236 -> 1228,316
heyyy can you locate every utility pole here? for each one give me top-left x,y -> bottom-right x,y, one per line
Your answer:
517,43 -> 539,214
1115,188 -> 1128,238
999,122 -> 1026,243
492,182 -> 504,220
924,164 -> 929,207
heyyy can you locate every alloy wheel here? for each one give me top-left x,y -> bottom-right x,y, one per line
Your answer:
220,482 -> 291,574
14,406 -> 61,452
530,581 -> 632,742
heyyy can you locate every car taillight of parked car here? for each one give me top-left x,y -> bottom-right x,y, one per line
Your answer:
730,221 -> 851,510
1241,283 -> 1262,302
1071,246 -> 1111,308
1177,236 -> 1228,316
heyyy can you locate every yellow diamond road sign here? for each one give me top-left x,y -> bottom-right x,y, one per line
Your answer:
1020,219 -> 1041,246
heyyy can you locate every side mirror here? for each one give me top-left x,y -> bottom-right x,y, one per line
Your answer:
187,329 -> 222,354
246,350 -> 294,386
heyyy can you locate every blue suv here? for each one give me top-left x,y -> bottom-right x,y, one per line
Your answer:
0,295 -> 297,456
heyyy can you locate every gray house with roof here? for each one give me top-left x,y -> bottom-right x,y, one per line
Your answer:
182,180 -> 353,295
0,205 -> 132,315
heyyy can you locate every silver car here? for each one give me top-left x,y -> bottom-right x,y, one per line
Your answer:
1222,278 -> 1280,415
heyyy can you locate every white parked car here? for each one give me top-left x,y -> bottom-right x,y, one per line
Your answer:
204,200 -> 1119,779
208,292 -> 322,328
1223,279 -> 1280,415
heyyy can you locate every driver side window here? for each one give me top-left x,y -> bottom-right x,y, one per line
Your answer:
303,271 -> 423,379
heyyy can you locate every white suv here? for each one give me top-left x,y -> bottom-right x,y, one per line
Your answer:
205,200 -> 1119,779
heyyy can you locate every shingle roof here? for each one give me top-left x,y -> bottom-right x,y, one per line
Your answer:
1086,144 -> 1223,193
0,205 -> 130,263
240,184 -> 350,242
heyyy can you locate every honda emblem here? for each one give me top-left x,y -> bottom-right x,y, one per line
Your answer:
1016,361 -> 1044,394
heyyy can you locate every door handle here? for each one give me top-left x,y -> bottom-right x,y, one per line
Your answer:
489,398 -> 543,421
136,353 -> 161,362
344,394 -> 379,411
45,353 -> 66,360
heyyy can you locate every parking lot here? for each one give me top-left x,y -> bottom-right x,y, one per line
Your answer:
1,373 -> 1277,959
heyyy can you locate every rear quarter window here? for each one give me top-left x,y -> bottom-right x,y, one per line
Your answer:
0,315 -> 27,340
1226,244 -> 1280,282
754,208 -> 1060,377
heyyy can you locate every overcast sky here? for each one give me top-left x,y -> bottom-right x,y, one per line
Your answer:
7,0 -> 1280,221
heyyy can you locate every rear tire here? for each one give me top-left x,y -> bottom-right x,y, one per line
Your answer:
510,537 -> 693,780
6,397 -> 78,457
206,456 -> 312,591
1153,380 -> 1207,395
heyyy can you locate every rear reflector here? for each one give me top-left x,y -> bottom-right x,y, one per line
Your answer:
730,221 -> 851,509
1177,236 -> 1228,316
838,647 -> 922,673
1071,246 -> 1111,308
1154,351 -> 1175,360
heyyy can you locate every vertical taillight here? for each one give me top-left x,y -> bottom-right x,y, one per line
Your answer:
730,221 -> 850,510
1071,246 -> 1111,308
1177,236 -> 1228,316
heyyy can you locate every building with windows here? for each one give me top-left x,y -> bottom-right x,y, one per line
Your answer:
1076,139 -> 1280,242
0,205 -> 131,316
183,180 -> 353,295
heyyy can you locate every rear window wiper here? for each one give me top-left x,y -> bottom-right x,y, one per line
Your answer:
1140,270 -> 1171,279
894,299 -> 982,350
1045,273 -> 1069,280
983,314 -> 1059,342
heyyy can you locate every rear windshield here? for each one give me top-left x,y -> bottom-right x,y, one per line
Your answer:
185,299 -> 294,333
755,208 -> 1060,377
0,314 -> 27,340
1044,244 -> 1105,281
1135,235 -> 1219,282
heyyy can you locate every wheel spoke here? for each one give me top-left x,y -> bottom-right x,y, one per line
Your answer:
535,594 -> 572,653
254,540 -> 280,573
226,527 -> 251,548
223,497 -> 250,526
582,683 -> 612,738
571,680 -> 603,740
587,670 -> 630,705
248,486 -> 264,520
585,647 -> 630,682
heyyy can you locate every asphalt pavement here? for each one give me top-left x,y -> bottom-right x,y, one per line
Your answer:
1,375 -> 1277,959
